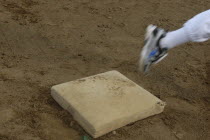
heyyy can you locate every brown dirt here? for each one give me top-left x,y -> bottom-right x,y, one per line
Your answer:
0,0 -> 209,140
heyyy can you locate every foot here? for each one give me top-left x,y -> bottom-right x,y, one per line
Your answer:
139,25 -> 168,73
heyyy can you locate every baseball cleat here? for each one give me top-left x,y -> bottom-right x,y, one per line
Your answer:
139,25 -> 168,73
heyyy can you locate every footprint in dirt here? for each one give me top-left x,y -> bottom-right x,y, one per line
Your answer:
165,97 -> 198,114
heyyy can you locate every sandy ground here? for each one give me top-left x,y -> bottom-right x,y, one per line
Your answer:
0,0 -> 209,140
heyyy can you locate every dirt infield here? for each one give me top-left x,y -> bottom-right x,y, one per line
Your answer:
0,0 -> 209,140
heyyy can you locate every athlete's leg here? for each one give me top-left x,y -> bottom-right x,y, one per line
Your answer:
161,9 -> 210,50
139,9 -> 210,73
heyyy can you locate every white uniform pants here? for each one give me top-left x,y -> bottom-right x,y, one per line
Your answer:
184,9 -> 210,42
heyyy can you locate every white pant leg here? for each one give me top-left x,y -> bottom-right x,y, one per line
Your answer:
184,9 -> 210,42
160,9 -> 210,49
